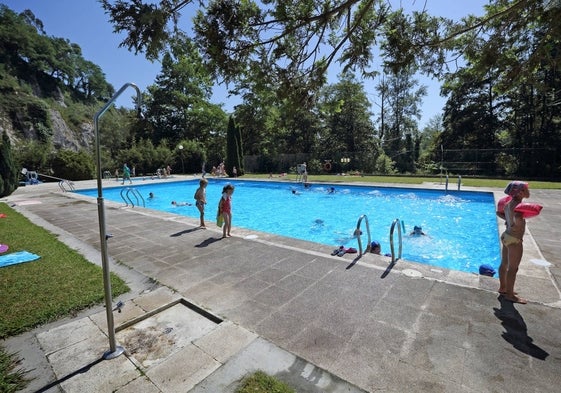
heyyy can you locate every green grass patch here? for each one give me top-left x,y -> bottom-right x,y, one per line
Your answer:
0,347 -> 29,393
0,203 -> 129,339
247,173 -> 561,189
236,371 -> 295,393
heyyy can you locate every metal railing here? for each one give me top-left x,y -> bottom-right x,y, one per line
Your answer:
355,214 -> 372,257
444,175 -> 462,192
389,218 -> 404,263
120,187 -> 145,207
58,180 -> 75,192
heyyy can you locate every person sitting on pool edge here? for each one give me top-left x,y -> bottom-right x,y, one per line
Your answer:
410,225 -> 426,236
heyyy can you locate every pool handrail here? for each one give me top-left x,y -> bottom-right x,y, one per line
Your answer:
355,214 -> 372,257
58,179 -> 75,192
119,187 -> 145,207
389,218 -> 403,263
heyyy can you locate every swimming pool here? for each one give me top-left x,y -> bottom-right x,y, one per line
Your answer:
75,179 -> 501,275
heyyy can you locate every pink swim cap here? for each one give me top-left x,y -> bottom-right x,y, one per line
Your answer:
504,181 -> 528,196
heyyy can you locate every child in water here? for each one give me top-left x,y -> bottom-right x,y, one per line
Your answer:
171,201 -> 192,206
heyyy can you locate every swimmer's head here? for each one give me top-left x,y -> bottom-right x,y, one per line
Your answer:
413,226 -> 423,234
370,241 -> 381,254
171,201 -> 176,205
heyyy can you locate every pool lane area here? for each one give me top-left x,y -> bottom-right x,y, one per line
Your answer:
5,178 -> 561,392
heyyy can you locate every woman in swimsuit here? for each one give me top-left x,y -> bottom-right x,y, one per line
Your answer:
497,181 -> 530,304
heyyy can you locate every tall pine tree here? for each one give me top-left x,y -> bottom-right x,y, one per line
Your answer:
225,115 -> 244,176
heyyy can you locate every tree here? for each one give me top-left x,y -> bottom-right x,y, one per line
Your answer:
143,34 -> 226,145
0,131 -> 19,197
437,1 -> 561,177
377,67 -> 426,173
0,5 -> 114,101
102,1 -> 557,94
317,73 -> 377,171
225,115 -> 244,176
233,88 -> 281,157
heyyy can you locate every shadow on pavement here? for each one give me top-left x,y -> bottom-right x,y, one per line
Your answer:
34,357 -> 104,393
195,237 -> 223,248
494,296 -> 549,360
170,228 -> 201,237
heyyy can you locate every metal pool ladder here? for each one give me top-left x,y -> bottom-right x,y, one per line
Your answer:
389,219 -> 404,263
58,179 -> 75,192
120,187 -> 145,207
355,214 -> 372,256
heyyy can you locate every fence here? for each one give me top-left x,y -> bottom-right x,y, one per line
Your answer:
244,147 -> 559,178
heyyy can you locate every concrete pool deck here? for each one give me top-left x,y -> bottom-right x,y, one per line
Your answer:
2,177 -> 561,392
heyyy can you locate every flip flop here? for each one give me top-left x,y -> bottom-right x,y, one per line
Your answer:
331,246 -> 344,256
337,249 -> 346,257
345,247 -> 358,254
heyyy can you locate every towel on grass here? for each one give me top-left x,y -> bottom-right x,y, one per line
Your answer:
0,244 -> 8,253
0,251 -> 41,268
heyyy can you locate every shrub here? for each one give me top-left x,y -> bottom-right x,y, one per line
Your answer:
50,149 -> 95,180
0,131 -> 18,197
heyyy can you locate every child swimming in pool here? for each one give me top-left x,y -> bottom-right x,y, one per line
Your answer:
194,178 -> 208,228
171,201 -> 192,206
410,226 -> 426,236
497,181 -> 530,304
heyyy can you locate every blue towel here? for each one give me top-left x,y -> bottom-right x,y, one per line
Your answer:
0,251 -> 41,268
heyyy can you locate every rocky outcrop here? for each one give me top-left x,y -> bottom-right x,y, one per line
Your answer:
0,109 -> 93,152
49,109 -> 93,151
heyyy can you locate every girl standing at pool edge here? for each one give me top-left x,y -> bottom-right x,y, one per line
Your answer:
194,178 -> 208,228
218,184 -> 235,238
497,181 -> 530,304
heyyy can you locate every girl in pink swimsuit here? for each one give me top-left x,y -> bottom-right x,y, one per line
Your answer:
218,184 -> 235,238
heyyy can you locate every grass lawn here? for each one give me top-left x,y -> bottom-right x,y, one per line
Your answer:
235,371 -> 295,393
248,173 -> 561,189
0,203 -> 129,339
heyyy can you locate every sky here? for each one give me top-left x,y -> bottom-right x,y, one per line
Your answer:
2,0 -> 490,127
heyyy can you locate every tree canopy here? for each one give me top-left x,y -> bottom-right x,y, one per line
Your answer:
101,1 -> 560,91
0,5 -> 114,100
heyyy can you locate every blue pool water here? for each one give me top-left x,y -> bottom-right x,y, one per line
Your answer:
75,179 -> 501,275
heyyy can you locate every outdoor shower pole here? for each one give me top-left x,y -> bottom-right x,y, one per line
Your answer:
93,83 -> 142,360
